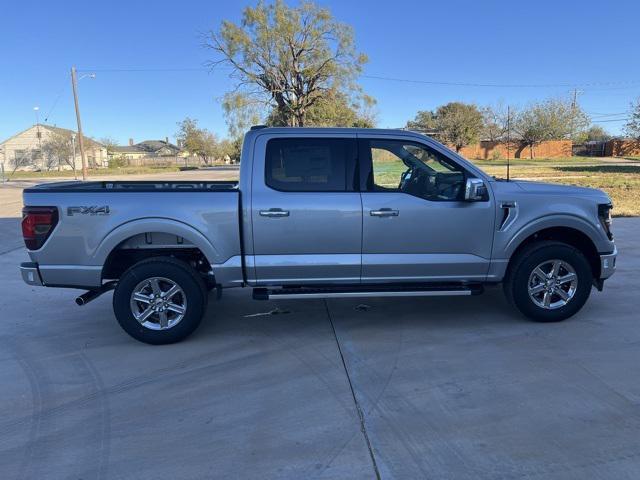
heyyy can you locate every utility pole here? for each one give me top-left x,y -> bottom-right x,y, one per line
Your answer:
71,66 -> 88,181
570,88 -> 581,143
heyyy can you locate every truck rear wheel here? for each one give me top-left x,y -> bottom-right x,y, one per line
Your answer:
504,241 -> 593,322
113,257 -> 207,344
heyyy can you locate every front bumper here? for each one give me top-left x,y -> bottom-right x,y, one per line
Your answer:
20,262 -> 43,286
600,247 -> 617,279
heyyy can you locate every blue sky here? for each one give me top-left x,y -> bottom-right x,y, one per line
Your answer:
1,0 -> 639,144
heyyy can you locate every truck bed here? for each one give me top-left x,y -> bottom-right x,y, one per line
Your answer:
24,180 -> 239,193
23,182 -> 242,288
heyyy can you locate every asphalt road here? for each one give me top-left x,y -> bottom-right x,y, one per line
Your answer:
0,217 -> 639,479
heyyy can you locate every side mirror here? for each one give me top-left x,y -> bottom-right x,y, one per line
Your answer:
464,178 -> 487,201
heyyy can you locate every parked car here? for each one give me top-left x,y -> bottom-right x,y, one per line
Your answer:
20,127 -> 617,344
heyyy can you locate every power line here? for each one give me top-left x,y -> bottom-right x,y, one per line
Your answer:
78,67 -> 209,73
76,66 -> 640,91
592,118 -> 630,123
43,82 -> 69,123
361,74 -> 640,90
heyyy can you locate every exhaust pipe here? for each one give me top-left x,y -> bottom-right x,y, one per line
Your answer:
75,281 -> 117,306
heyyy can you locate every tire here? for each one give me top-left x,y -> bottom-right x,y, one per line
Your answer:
113,257 -> 207,344
504,241 -> 593,322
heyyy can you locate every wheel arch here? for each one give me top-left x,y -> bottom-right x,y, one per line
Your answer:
95,219 -> 220,281
506,225 -> 601,279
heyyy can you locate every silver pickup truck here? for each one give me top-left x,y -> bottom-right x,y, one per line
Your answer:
20,127 -> 617,344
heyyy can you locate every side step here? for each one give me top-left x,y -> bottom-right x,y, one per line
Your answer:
253,284 -> 483,301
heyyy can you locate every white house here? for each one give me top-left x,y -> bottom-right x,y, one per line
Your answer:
0,124 -> 107,171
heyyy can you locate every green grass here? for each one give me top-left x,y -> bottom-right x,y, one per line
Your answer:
476,163 -> 640,217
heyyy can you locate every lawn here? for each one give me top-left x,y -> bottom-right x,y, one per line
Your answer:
475,162 -> 640,217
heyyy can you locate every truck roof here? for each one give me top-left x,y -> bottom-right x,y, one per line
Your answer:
245,126 -> 433,140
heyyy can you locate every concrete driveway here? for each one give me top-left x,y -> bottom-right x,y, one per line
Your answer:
0,218 -> 639,479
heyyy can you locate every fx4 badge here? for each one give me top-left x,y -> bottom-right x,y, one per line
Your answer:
67,206 -> 110,216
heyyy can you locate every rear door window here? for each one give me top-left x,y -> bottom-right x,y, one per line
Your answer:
265,138 -> 355,192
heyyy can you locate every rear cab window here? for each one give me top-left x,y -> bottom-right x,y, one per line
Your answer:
265,137 -> 356,192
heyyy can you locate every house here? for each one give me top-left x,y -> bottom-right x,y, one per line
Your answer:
0,124 -> 107,171
109,138 -> 182,160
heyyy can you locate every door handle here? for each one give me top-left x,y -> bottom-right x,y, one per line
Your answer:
370,208 -> 399,217
259,208 -> 290,218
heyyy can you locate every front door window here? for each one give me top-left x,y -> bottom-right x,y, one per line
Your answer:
364,139 -> 466,201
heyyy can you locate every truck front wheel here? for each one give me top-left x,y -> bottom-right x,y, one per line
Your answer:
113,257 -> 207,344
504,241 -> 593,322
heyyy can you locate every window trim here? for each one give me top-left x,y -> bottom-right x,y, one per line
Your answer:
264,137 -> 358,193
357,137 -> 474,202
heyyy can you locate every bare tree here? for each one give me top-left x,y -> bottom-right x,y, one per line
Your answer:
42,131 -> 77,176
625,98 -> 640,139
206,0 -> 369,128
100,136 -> 119,154
481,104 -> 512,142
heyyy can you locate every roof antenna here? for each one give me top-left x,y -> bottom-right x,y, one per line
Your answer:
506,105 -> 511,181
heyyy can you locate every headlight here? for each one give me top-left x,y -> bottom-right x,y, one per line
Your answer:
598,203 -> 613,240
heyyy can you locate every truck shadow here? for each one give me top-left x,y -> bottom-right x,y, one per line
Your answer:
554,165 -> 640,174
198,285 -> 526,343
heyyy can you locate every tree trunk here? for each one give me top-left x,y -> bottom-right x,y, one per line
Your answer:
529,144 -> 534,159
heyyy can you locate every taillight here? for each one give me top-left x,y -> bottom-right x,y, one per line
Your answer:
22,206 -> 58,250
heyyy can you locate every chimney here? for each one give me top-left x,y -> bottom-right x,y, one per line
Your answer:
129,138 -> 134,146
165,136 -> 169,144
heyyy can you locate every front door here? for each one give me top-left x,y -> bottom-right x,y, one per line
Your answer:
250,133 -> 362,285
358,136 -> 495,283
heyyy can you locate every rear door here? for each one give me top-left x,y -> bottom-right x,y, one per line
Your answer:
250,133 -> 362,285
358,135 -> 495,283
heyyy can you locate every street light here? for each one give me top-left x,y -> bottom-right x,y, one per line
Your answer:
71,133 -> 78,180
0,146 -> 5,183
34,106 -> 43,169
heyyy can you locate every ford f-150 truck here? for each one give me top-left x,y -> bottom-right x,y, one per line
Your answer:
20,127 -> 617,344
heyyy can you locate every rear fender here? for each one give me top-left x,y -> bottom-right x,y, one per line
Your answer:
93,218 -> 220,267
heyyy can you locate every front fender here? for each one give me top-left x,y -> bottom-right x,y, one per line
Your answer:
93,217 -> 221,266
504,213 -> 607,257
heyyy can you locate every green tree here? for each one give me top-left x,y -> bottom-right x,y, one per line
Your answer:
624,98 -> 640,139
176,118 -> 218,165
266,89 -> 375,127
583,125 -> 611,143
406,110 -> 437,133
515,98 -> 589,158
206,0 -> 370,128
435,102 -> 484,153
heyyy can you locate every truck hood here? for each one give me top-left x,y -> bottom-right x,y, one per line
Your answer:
512,180 -> 611,202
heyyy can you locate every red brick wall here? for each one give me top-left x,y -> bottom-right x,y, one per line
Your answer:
605,139 -> 640,157
457,140 -> 572,159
